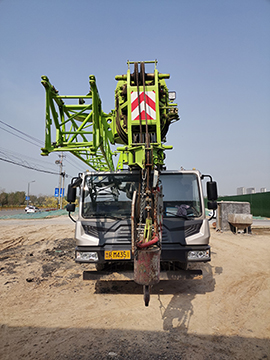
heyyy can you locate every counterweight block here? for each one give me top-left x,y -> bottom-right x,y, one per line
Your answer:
134,248 -> 161,286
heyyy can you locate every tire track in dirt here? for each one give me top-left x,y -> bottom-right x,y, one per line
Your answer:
0,236 -> 26,251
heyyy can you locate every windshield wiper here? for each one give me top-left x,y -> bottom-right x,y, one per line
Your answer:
86,214 -> 126,220
104,214 -> 126,220
165,211 -> 190,220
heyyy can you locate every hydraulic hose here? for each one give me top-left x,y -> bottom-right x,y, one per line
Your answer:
136,235 -> 159,249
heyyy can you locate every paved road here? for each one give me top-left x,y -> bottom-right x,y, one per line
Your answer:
253,219 -> 270,227
0,215 -> 74,227
1,209 -> 269,227
0,209 -> 25,216
0,209 -> 75,226
0,208 -> 59,216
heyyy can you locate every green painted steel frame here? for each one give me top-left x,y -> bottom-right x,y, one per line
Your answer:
115,61 -> 178,169
41,75 -> 115,171
41,62 -> 179,172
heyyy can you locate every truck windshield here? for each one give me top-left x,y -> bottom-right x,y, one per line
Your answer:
161,173 -> 202,218
82,172 -> 202,219
82,173 -> 140,219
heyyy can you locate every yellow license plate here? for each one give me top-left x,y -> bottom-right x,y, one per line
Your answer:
104,250 -> 131,260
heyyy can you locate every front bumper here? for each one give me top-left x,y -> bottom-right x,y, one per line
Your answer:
75,244 -> 211,264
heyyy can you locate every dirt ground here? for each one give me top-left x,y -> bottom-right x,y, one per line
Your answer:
0,217 -> 269,360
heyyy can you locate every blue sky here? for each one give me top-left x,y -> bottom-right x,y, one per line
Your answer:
0,0 -> 269,196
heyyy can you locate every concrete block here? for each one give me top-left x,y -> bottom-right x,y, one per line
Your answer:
216,201 -> 251,231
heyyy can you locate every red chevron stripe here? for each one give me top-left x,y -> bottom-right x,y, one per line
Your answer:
131,92 -> 156,112
133,110 -> 154,121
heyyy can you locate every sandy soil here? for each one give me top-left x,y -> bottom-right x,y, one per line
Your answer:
0,217 -> 269,360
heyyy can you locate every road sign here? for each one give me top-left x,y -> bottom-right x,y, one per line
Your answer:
55,188 -> 64,197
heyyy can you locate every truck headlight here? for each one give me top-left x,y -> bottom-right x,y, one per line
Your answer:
188,250 -> 210,260
76,251 -> 98,261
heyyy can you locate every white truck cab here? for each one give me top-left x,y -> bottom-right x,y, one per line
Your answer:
67,170 -> 217,268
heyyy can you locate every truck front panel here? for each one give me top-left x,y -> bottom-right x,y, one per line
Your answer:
75,170 -> 211,264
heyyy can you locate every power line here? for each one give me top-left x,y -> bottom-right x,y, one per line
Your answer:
0,119 -> 84,174
65,155 -> 83,172
0,125 -> 42,148
0,157 -> 60,175
0,147 -> 57,172
0,119 -> 43,146
0,147 -> 71,177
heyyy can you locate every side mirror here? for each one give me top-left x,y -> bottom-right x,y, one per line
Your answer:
66,203 -> 76,212
207,181 -> 218,201
67,184 -> 76,203
207,181 -> 218,210
208,201 -> 217,210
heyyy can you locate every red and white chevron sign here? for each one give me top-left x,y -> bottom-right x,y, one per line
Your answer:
131,91 -> 156,120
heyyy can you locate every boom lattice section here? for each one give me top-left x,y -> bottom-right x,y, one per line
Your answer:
41,75 -> 115,171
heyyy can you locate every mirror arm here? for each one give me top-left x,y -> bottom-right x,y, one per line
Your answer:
71,174 -> 83,188
201,174 -> 213,182
208,210 -> 216,222
68,212 -> 76,223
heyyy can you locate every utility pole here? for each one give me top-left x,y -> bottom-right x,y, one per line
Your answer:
55,153 -> 65,209
61,170 -> 66,209
27,180 -> 35,206
60,170 -> 66,209
58,157 -> 62,209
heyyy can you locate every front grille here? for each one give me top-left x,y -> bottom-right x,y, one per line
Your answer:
82,225 -> 99,237
83,222 -> 201,241
116,227 -> 131,241
162,230 -> 169,242
185,223 -> 201,237
162,221 -> 202,242
82,224 -> 131,240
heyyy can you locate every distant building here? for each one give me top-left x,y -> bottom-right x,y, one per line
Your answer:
237,187 -> 246,195
247,187 -> 255,194
260,188 -> 267,193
